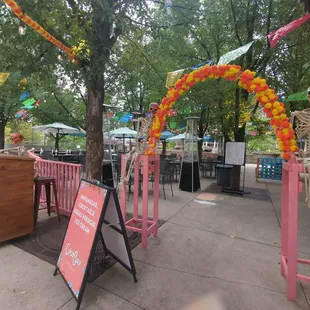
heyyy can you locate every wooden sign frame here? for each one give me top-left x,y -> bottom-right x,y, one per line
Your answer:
54,179 -> 137,310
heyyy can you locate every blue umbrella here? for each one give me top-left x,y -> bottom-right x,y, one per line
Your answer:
203,135 -> 214,142
160,131 -> 176,140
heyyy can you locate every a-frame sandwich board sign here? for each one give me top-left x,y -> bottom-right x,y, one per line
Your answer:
54,179 -> 137,310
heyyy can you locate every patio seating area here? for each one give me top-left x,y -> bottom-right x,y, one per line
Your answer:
2,164 -> 310,309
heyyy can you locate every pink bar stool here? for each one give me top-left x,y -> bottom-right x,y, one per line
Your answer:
120,154 -> 160,248
281,159 -> 306,301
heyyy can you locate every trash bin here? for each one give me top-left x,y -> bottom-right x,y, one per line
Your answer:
216,164 -> 233,187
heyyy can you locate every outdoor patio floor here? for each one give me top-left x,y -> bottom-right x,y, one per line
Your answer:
1,164 -> 310,309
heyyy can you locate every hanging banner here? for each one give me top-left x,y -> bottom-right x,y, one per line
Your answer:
218,41 -> 254,65
166,69 -> 184,89
267,13 -> 310,48
3,0 -> 74,58
0,73 -> 10,86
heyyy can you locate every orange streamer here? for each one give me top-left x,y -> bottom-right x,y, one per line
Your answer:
3,0 -> 75,59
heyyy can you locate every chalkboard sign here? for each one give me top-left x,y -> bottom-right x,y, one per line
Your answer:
225,142 -> 246,166
54,179 -> 136,310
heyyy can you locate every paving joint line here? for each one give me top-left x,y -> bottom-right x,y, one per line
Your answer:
168,220 -> 282,250
57,297 -> 73,309
266,183 -> 281,228
91,282 -> 146,310
134,258 -> 283,296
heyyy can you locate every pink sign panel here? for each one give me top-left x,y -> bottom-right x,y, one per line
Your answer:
57,180 -> 106,298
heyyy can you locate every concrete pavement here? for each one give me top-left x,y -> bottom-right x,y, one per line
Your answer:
1,164 -> 310,309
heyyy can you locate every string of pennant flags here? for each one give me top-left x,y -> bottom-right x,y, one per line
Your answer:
165,11 -> 310,88
15,91 -> 41,120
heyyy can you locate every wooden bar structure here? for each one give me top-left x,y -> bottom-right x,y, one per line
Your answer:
0,154 -> 34,242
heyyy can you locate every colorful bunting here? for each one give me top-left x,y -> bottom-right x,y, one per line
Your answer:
22,98 -> 36,106
15,109 -> 25,117
0,73 -> 10,86
166,69 -> 184,89
19,77 -> 27,88
267,13 -> 310,48
3,0 -> 75,59
34,99 -> 41,107
218,41 -> 254,65
19,91 -> 30,101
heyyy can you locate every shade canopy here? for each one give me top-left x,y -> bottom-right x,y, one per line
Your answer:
33,122 -> 84,150
160,131 -> 176,140
107,127 -> 137,138
33,122 -> 83,135
166,133 -> 202,141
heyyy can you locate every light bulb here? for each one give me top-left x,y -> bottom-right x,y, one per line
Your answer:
18,25 -> 26,35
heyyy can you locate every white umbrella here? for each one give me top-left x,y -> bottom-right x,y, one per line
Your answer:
166,133 -> 202,141
108,127 -> 137,138
33,122 -> 84,150
106,127 -> 137,152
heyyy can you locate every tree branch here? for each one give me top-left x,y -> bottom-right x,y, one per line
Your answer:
229,0 -> 243,46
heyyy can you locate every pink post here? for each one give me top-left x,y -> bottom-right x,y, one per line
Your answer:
120,154 -> 127,222
286,163 -> 299,301
281,168 -> 288,277
141,155 -> 149,248
153,158 -> 160,237
280,158 -> 310,302
133,157 -> 139,222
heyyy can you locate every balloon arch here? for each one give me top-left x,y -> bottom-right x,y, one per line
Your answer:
146,64 -> 298,160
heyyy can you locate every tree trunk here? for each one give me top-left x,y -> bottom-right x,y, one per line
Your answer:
0,119 -> 6,150
85,82 -> 104,181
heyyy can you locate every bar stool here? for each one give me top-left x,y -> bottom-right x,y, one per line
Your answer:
34,177 -> 61,228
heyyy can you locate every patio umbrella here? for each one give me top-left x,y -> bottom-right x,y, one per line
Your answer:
160,131 -> 176,156
166,133 -> 202,141
33,122 -> 84,150
160,130 -> 176,140
107,127 -> 137,152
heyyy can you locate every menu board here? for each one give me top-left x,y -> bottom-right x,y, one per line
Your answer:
56,180 -> 106,299
54,180 -> 137,309
225,142 -> 246,166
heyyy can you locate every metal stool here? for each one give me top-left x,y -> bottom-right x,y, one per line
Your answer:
34,177 -> 61,228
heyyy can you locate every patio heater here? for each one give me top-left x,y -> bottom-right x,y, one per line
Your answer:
179,117 -> 201,192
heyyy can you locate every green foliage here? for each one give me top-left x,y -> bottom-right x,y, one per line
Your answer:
246,134 -> 279,153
